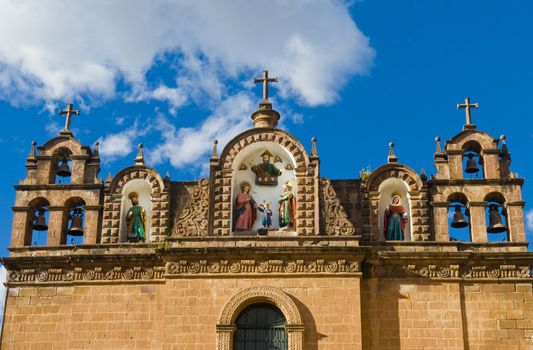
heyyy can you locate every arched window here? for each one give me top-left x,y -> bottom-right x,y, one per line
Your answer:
447,193 -> 471,242
462,141 -> 484,179
234,303 -> 288,350
52,148 -> 73,184
64,197 -> 86,245
485,193 -> 508,242
28,198 -> 50,246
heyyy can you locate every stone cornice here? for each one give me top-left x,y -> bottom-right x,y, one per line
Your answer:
428,178 -> 524,187
14,184 -> 104,191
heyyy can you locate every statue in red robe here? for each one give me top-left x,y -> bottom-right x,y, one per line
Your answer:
384,194 -> 408,240
233,181 -> 257,231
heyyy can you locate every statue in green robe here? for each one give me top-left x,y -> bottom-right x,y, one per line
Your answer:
126,192 -> 146,242
251,150 -> 282,186
279,180 -> 296,230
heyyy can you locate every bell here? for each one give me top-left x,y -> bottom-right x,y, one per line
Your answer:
67,208 -> 84,236
465,153 -> 479,174
450,205 -> 469,228
33,208 -> 48,231
56,156 -> 71,178
487,204 -> 507,233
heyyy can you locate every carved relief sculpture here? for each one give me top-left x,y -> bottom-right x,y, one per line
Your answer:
384,194 -> 408,240
279,180 -> 296,229
233,181 -> 257,231
251,150 -> 282,186
126,192 -> 146,242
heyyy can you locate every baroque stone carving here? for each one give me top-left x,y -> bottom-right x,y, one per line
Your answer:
319,178 -> 356,235
172,178 -> 209,236
166,258 -> 360,275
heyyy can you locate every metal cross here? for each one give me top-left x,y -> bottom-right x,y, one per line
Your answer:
253,70 -> 278,101
59,103 -> 80,131
456,97 -> 478,125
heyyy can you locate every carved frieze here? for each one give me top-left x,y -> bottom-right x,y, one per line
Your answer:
166,258 -> 360,275
172,178 -> 209,236
319,178 -> 356,235
368,263 -> 531,279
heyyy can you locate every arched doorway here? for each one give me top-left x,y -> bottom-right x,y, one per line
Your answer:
234,303 -> 288,350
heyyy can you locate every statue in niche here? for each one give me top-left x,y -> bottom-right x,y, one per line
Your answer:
279,180 -> 296,230
126,192 -> 146,242
251,150 -> 282,186
384,194 -> 408,240
233,181 -> 257,231
258,200 -> 273,228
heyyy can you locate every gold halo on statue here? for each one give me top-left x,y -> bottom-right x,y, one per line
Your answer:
260,150 -> 273,158
240,181 -> 251,191
284,179 -> 294,190
262,200 -> 271,205
128,192 -> 139,200
391,191 -> 402,198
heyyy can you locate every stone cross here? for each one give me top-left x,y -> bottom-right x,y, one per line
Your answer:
59,103 -> 80,132
254,70 -> 278,101
457,97 -> 478,125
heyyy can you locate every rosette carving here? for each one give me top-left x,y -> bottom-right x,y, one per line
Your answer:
172,178 -> 209,236
319,178 -> 356,235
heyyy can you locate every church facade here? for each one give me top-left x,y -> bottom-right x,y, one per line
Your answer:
2,74 -> 533,349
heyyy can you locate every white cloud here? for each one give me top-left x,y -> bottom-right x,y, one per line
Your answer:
148,92 -> 255,171
526,209 -> 533,231
0,0 -> 374,108
97,121 -> 148,163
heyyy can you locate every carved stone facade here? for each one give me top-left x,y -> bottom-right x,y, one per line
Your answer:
3,97 -> 533,349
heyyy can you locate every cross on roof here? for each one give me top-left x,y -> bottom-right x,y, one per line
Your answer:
59,103 -> 80,135
253,70 -> 278,101
457,97 -> 478,126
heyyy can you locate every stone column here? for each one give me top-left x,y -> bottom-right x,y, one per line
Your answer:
10,208 -> 30,247
482,150 -> 500,179
468,202 -> 487,243
47,206 -> 65,245
431,202 -> 449,241
84,205 -> 101,244
447,151 -> 463,180
506,201 -> 526,242
215,324 -> 236,350
286,324 -> 305,350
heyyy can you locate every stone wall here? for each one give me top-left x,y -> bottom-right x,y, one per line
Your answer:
2,277 -> 362,350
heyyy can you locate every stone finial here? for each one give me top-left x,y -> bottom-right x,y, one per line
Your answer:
105,172 -> 112,185
134,144 -> 145,165
387,142 -> 398,163
311,137 -> 318,157
500,135 -> 509,155
211,140 -> 219,160
26,141 -> 38,168
434,136 -> 442,154
165,171 -> 170,181
420,169 -> 427,182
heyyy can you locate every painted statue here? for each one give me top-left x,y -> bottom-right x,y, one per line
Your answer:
384,194 -> 408,240
258,200 -> 273,228
234,181 -> 257,231
279,180 -> 296,229
251,150 -> 282,186
126,192 -> 146,242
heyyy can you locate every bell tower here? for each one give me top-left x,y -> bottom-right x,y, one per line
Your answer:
10,103 -> 103,248
430,98 -> 526,243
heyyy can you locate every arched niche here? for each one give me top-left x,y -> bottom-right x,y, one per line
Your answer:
462,140 -> 485,180
26,197 -> 51,246
230,141 -> 297,232
216,286 -> 304,350
63,196 -> 86,245
377,178 -> 412,241
447,192 -> 472,242
51,147 -> 73,184
484,192 -> 509,242
119,179 -> 153,242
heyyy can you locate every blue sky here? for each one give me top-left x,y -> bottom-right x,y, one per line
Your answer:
0,0 -> 532,256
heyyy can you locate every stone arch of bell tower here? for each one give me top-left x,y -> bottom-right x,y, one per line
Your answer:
210,128 -> 319,236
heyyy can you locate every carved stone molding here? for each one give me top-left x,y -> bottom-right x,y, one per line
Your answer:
166,258 -> 360,275
7,266 -> 166,285
217,286 -> 304,350
319,178 -> 356,236
368,263 -> 531,279
172,178 -> 209,236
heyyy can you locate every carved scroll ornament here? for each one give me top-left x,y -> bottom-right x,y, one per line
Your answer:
319,178 -> 356,235
172,178 -> 209,236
